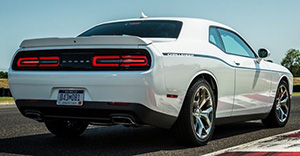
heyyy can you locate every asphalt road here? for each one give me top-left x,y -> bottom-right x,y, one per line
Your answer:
0,97 -> 299,156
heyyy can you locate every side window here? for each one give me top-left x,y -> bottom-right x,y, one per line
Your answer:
217,28 -> 256,58
209,27 -> 224,51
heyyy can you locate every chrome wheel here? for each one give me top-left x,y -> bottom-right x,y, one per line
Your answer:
192,86 -> 213,139
172,79 -> 215,145
276,84 -> 289,122
261,80 -> 290,128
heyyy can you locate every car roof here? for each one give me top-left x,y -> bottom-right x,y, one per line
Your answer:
81,17 -> 238,40
99,17 -> 234,30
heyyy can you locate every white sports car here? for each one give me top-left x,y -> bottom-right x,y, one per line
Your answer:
9,17 -> 293,146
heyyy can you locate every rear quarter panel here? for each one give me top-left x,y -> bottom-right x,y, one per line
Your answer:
265,61 -> 293,98
155,40 -> 237,118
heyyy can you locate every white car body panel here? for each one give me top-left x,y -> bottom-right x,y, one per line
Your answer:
9,17 -> 293,128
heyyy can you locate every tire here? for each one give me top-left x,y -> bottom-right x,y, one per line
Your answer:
262,81 -> 291,127
45,120 -> 88,137
172,79 -> 216,146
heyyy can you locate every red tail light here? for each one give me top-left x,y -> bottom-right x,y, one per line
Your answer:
17,57 -> 39,67
93,55 -> 148,67
108,102 -> 130,106
17,56 -> 59,67
93,56 -> 120,67
121,56 -> 148,67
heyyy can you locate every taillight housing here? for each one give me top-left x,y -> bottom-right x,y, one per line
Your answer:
121,56 -> 148,67
39,57 -> 60,67
93,56 -> 120,67
17,57 -> 39,67
16,56 -> 59,68
92,55 -> 149,68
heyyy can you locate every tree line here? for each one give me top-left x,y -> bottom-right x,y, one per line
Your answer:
281,49 -> 300,77
0,71 -> 8,78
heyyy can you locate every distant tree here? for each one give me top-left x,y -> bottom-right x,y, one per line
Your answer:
281,49 -> 300,77
0,71 -> 8,78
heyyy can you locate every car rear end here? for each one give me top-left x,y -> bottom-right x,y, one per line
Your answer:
9,19 -> 185,129
8,36 -> 179,128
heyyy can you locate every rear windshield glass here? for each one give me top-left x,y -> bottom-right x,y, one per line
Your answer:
79,20 -> 183,38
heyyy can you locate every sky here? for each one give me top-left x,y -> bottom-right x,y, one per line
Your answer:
1,0 -> 300,71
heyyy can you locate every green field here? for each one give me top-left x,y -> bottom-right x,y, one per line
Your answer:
0,78 -> 9,88
0,97 -> 15,104
294,77 -> 300,86
293,77 -> 300,95
293,92 -> 300,96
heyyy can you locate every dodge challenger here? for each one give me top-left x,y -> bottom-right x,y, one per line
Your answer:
8,17 -> 293,146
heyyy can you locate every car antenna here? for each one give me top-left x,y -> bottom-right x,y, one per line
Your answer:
140,12 -> 148,18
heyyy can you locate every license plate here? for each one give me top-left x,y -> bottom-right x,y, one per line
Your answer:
57,90 -> 84,106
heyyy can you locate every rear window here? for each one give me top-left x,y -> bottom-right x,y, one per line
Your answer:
79,20 -> 183,38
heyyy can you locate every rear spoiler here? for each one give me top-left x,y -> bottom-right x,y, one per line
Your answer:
20,36 -> 152,48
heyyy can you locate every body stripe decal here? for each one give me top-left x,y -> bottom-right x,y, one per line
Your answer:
162,52 -> 290,75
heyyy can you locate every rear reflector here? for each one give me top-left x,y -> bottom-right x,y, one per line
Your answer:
108,102 -> 130,106
24,100 -> 38,103
167,94 -> 178,98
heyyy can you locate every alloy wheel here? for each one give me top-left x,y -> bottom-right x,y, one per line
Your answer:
192,86 -> 214,139
276,84 -> 290,122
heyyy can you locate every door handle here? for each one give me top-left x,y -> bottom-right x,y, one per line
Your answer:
234,61 -> 240,66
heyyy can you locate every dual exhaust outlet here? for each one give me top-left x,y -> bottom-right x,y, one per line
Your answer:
24,110 -> 138,126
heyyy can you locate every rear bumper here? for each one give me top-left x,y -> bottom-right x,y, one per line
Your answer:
16,100 -> 176,129
9,69 -> 183,117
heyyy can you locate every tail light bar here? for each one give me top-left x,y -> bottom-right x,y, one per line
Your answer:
93,55 -> 148,67
12,49 -> 151,71
17,56 -> 59,67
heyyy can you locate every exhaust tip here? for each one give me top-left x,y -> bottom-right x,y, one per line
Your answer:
24,110 -> 43,122
111,115 -> 137,126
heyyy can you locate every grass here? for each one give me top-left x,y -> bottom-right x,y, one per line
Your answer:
0,97 -> 15,104
0,78 -> 9,88
293,92 -> 300,96
294,77 -> 300,86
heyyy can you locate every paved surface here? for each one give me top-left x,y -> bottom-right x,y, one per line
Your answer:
205,130 -> 300,156
0,97 -> 299,156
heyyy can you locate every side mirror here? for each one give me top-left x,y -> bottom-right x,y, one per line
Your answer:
257,48 -> 271,63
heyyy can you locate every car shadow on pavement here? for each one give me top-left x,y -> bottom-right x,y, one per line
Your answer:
0,122 -> 265,156
213,121 -> 265,140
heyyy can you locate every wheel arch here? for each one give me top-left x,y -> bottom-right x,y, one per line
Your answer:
280,76 -> 289,86
186,71 -> 219,108
279,75 -> 293,94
